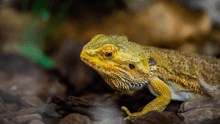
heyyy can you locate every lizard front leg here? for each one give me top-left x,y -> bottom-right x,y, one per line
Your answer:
121,77 -> 172,120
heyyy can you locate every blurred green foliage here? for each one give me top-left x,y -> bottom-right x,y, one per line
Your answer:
16,0 -> 70,69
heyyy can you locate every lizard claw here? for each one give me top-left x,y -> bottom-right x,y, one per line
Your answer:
121,106 -> 131,116
124,116 -> 130,120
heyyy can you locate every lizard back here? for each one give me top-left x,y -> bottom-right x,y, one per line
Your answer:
144,46 -> 220,89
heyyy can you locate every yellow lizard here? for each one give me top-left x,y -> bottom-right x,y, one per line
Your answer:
80,34 -> 220,120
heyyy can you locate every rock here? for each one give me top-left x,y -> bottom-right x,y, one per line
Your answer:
68,96 -> 121,122
0,118 -> 14,124
131,111 -> 182,124
0,102 -> 9,114
1,106 -> 59,119
11,114 -> 42,123
5,103 -> 19,112
21,96 -> 46,107
99,117 -> 125,124
29,119 -> 45,124
178,96 -> 220,124
59,113 -> 91,124
197,78 -> 220,98
0,89 -> 31,108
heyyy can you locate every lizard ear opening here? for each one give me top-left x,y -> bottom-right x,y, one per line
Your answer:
149,57 -> 156,66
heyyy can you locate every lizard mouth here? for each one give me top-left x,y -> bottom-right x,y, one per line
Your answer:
80,50 -> 94,68
80,55 -> 90,65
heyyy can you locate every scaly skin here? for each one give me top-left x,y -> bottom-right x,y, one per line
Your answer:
80,34 -> 220,120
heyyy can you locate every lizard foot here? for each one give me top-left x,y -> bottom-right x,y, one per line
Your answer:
121,106 -> 139,120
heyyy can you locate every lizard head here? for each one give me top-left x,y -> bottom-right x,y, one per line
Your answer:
80,34 -> 150,91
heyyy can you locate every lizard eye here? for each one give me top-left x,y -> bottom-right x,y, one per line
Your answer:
129,64 -> 135,69
101,45 -> 116,59
105,52 -> 112,57
103,50 -> 114,59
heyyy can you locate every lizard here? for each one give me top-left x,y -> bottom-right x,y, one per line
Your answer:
80,34 -> 220,120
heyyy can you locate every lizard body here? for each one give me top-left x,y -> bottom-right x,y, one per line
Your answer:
80,34 -> 220,119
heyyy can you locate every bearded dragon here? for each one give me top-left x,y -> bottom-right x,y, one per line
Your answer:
80,34 -> 220,120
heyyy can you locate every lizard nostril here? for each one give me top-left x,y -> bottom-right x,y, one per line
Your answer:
85,50 -> 96,56
89,52 -> 96,56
